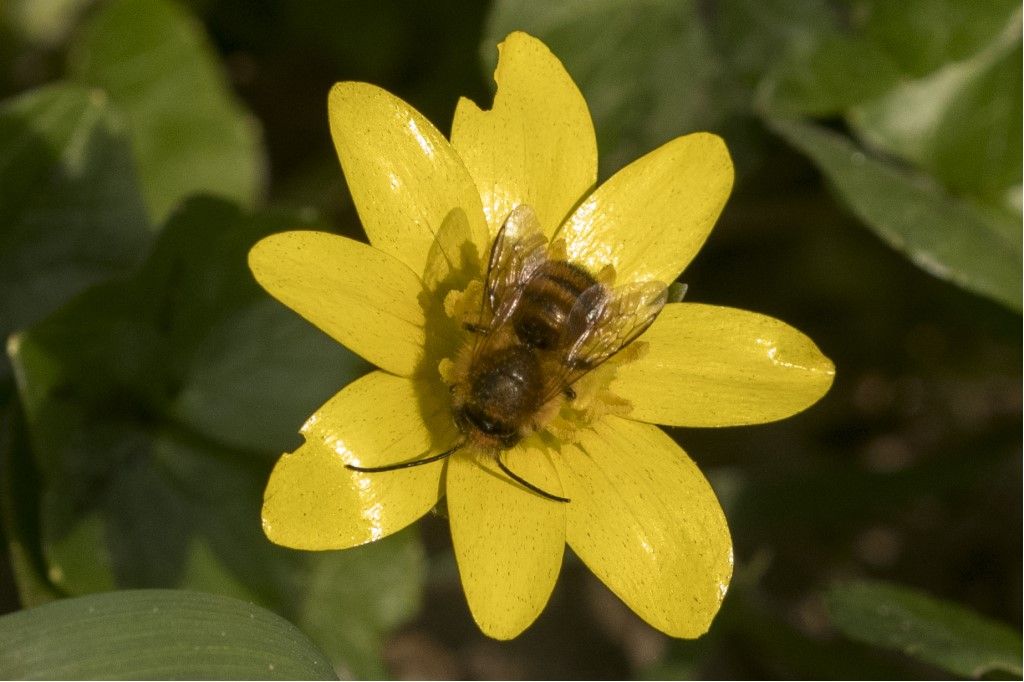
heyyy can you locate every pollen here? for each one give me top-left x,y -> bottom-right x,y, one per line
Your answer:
436,257 -> 650,447
546,342 -> 647,444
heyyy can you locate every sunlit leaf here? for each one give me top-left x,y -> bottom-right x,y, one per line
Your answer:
7,197 -> 421,676
769,118 -> 1021,311
1,0 -> 93,46
827,580 -> 1023,678
69,0 -> 266,223
758,0 -> 1020,123
756,0 -> 1021,214
849,13 -> 1022,208
0,590 -> 337,680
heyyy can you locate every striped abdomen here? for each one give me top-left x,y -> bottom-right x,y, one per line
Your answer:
514,261 -> 598,351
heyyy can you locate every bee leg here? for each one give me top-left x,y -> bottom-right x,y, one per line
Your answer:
496,452 -> 570,503
462,322 -> 489,335
346,441 -> 464,472
563,386 -> 577,401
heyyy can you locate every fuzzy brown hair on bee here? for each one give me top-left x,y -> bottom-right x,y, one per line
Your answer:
447,325 -> 565,449
346,205 -> 668,503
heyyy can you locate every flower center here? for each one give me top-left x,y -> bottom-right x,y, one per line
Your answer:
436,265 -> 642,448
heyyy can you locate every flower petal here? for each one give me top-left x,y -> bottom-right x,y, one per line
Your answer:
421,207 -> 482,293
249,231 -> 426,377
446,443 -> 566,639
329,82 -> 489,275
262,371 -> 453,550
559,417 -> 732,638
451,31 -> 597,237
611,303 -> 835,426
557,133 -> 733,284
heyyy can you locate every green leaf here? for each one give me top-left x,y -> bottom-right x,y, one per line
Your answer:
757,0 -> 1019,120
483,0 -> 727,175
849,12 -> 1022,208
1,0 -> 93,46
756,1 -> 1021,212
0,84 -> 152,366
7,197 -> 422,676
69,0 -> 266,223
761,34 -> 904,116
642,573 -> 923,680
0,590 -> 337,680
860,0 -> 1021,77
0,400 -> 64,606
827,580 -> 1023,678
768,118 -> 1022,311
713,0 -> 840,89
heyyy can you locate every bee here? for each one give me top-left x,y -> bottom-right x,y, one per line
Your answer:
346,206 -> 668,502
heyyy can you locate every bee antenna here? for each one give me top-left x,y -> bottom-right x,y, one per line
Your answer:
345,440 -> 465,473
496,452 -> 570,503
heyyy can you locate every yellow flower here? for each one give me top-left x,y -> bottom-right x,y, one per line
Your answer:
249,32 -> 834,640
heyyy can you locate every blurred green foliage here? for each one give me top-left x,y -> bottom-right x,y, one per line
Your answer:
0,0 -> 1019,678
0,84 -> 152,376
827,580 -> 1022,678
68,0 -> 266,223
7,196 -> 420,677
771,118 -> 1020,309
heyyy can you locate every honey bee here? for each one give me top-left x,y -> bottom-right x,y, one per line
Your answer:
347,206 -> 668,502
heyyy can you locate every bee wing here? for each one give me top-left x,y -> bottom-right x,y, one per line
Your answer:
540,280 -> 668,403
479,205 -> 549,331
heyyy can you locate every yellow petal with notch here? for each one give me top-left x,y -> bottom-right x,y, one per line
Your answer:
447,443 -> 566,640
559,416 -> 732,638
611,303 -> 835,426
262,371 -> 454,550
557,133 -> 733,284
329,82 -> 489,275
249,231 -> 425,377
451,31 -> 597,237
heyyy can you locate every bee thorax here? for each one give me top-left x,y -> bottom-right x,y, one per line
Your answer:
453,345 -> 544,447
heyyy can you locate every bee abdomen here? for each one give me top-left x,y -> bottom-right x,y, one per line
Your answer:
515,261 -> 598,350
